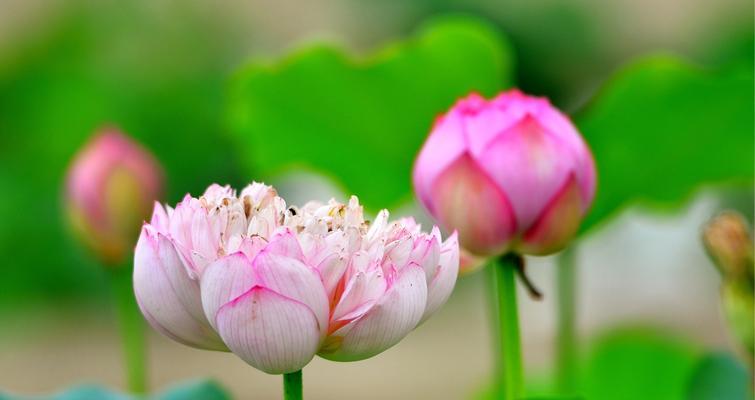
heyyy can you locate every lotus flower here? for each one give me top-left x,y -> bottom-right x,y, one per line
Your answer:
134,183 -> 459,374
413,90 -> 596,260
66,127 -> 163,265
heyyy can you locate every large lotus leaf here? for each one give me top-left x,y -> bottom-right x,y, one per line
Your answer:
686,352 -> 752,400
229,16 -> 514,209
580,329 -> 701,400
576,56 -> 754,233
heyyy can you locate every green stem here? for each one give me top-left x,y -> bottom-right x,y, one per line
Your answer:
283,370 -> 303,400
110,264 -> 147,394
485,261 -> 501,375
494,254 -> 524,400
556,246 -> 577,394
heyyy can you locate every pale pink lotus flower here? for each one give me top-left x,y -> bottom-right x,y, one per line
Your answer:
134,183 -> 459,373
413,90 -> 596,258
66,127 -> 163,265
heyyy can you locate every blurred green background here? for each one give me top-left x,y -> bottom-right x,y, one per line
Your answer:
0,0 -> 752,399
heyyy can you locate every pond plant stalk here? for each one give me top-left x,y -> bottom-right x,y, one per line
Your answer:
111,261 -> 147,394
494,254 -> 524,400
556,246 -> 578,394
283,370 -> 303,400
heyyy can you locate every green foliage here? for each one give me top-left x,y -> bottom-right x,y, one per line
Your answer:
578,329 -> 754,400
580,329 -> 701,400
157,380 -> 230,400
0,379 -> 229,400
686,352 -> 752,400
473,328 -> 751,400
0,1 -> 244,306
229,15 -> 514,210
576,55 -> 754,233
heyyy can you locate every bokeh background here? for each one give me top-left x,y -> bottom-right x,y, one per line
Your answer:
0,0 -> 752,399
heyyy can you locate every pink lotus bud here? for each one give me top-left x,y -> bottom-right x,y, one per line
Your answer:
413,90 -> 596,257
66,128 -> 163,266
134,183 -> 460,374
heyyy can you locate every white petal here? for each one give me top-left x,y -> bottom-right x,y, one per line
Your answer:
366,210 -> 389,244
385,235 -> 414,267
149,202 -> 169,231
331,267 -> 387,322
133,227 -> 226,351
318,263 -> 427,361
216,287 -> 320,374
317,253 -> 348,298
409,231 -> 441,283
235,235 -> 268,261
200,253 -> 256,330
254,251 -> 329,336
421,231 -> 459,323
190,209 -> 218,270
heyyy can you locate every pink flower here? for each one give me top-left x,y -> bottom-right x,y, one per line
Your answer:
66,127 -> 163,265
134,183 -> 459,374
413,90 -> 596,257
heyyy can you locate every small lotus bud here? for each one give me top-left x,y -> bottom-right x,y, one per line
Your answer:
65,127 -> 163,266
413,90 -> 596,258
702,211 -> 754,362
702,211 -> 754,280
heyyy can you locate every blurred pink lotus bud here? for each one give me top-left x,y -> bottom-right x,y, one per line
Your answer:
413,90 -> 596,257
66,128 -> 163,266
134,183 -> 459,374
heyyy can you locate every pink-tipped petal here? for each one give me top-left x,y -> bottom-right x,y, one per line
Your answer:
254,251 -> 330,336
215,287 -> 320,374
385,236 -> 414,268
517,175 -> 584,255
133,227 -> 226,351
318,263 -> 427,361
317,253 -> 349,299
331,268 -> 387,323
532,100 -> 597,207
236,235 -> 268,262
412,107 -> 468,213
189,210 -> 218,273
463,96 -> 526,155
421,232 -> 459,323
264,228 -> 305,261
150,202 -> 169,231
431,153 -> 517,256
473,115 -> 577,232
409,229 -> 441,285
200,253 -> 256,330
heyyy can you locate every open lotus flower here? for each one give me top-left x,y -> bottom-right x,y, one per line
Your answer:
134,183 -> 459,374
413,90 -> 596,259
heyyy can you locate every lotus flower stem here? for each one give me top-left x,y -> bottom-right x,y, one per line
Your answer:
283,369 -> 303,400
485,262 -> 501,376
494,254 -> 524,400
110,264 -> 147,393
556,246 -> 578,393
